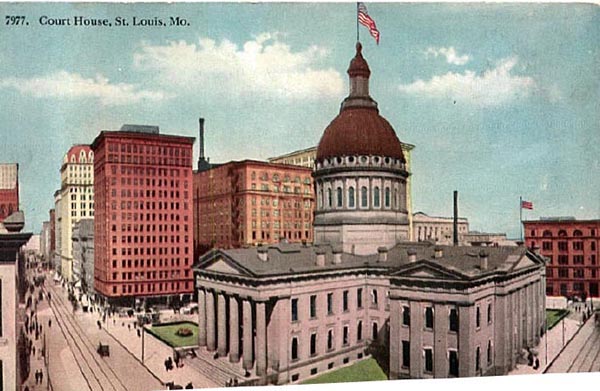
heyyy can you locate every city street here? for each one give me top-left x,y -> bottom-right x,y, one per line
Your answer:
546,313 -> 600,373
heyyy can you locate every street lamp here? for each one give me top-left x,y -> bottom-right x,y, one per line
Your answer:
142,325 -> 145,364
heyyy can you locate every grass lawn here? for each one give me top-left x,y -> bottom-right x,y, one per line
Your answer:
148,321 -> 199,348
546,309 -> 570,330
301,358 -> 387,384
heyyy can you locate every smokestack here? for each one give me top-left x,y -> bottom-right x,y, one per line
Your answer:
315,248 -> 326,267
407,249 -> 417,263
434,246 -> 443,259
199,118 -> 205,160
377,247 -> 388,262
332,247 -> 342,264
479,249 -> 488,270
257,246 -> 268,262
453,190 -> 459,246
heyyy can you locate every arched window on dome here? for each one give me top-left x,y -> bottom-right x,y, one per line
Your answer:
373,187 -> 380,208
385,187 -> 391,208
337,187 -> 343,208
327,188 -> 332,208
361,186 -> 368,208
318,189 -> 323,209
348,187 -> 355,208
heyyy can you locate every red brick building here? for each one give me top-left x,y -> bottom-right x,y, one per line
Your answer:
193,160 -> 314,255
91,125 -> 195,303
524,218 -> 600,298
0,164 -> 19,223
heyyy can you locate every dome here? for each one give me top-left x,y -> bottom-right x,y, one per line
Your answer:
316,43 -> 405,163
316,107 -> 405,162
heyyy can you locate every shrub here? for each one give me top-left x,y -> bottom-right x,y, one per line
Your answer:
175,327 -> 193,337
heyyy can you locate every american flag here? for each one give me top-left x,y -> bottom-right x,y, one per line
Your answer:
521,200 -> 534,210
358,2 -> 380,44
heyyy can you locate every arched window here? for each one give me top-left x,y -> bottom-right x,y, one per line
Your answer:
327,188 -> 332,208
573,230 -> 583,237
373,186 -> 380,207
385,187 -> 391,208
558,230 -> 567,237
543,230 -> 552,237
361,186 -> 368,208
348,186 -> 355,208
337,187 -> 343,208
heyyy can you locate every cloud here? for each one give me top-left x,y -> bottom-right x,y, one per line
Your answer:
425,47 -> 470,66
398,57 -> 536,107
132,33 -> 344,100
0,71 -> 169,106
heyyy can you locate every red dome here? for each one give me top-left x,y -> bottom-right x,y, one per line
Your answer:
316,107 -> 405,162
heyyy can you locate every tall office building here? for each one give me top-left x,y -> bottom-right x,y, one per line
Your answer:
92,125 -> 195,304
0,164 -> 19,224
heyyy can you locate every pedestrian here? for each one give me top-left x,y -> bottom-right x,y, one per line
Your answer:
35,369 -> 39,384
137,329 -> 141,338
32,346 -> 36,356
40,325 -> 42,334
97,320 -> 102,330
128,324 -> 131,331
534,357 -> 540,370
48,319 -> 52,328
39,369 -> 44,384
164,358 -> 169,372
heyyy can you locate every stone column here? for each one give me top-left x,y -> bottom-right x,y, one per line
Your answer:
217,292 -> 227,357
389,299 -> 401,379
256,300 -> 267,377
434,303 -> 449,378
229,296 -> 240,363
458,305 -> 474,377
206,290 -> 216,351
242,299 -> 254,371
409,301 -> 422,378
198,289 -> 207,346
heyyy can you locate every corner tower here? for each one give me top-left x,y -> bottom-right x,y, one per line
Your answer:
313,43 -> 409,255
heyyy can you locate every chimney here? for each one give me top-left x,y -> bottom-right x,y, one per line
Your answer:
257,246 -> 268,262
434,246 -> 443,259
377,247 -> 388,262
407,249 -> 417,263
332,247 -> 342,264
453,190 -> 459,246
315,248 -> 326,267
479,249 -> 488,270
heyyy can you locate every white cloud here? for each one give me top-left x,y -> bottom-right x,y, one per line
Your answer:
425,47 -> 470,66
0,71 -> 168,106
132,33 -> 344,100
398,57 -> 536,107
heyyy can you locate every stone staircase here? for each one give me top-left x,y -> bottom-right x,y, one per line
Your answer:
183,348 -> 255,387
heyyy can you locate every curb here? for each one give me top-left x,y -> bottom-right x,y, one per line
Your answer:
543,316 -> 592,373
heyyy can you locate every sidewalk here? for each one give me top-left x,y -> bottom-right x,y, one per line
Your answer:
545,315 -> 598,373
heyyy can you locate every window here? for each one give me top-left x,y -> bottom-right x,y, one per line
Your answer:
592,242 -> 597,251
357,321 -> 363,341
425,307 -> 434,329
558,255 -> 568,265
327,329 -> 334,351
361,186 -> 368,207
327,293 -> 334,315
573,241 -> 584,251
487,340 -> 493,365
357,288 -> 363,309
291,337 -> 299,360
558,241 -> 568,251
327,188 -> 332,207
475,346 -> 481,372
337,187 -> 343,207
372,322 -> 379,340
476,306 -> 481,328
385,187 -> 391,207
343,290 -> 349,312
449,308 -> 458,332
291,298 -> 298,322
371,289 -> 378,306
558,268 -> 569,278
310,333 -> 317,356
574,255 -> 584,265
343,325 -> 349,346
487,303 -> 492,324
348,187 -> 355,208
424,348 -> 433,373
402,341 -> 410,368
449,350 -> 459,377
310,295 -> 317,319
403,306 -> 411,326
542,241 -> 553,251
373,186 -> 380,207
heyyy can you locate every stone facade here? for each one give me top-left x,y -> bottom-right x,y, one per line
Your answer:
72,219 -> 95,295
412,212 -> 469,244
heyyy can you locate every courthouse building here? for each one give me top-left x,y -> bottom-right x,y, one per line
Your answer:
412,212 -> 469,244
193,43 -> 547,384
92,125 -> 195,304
524,217 -> 600,297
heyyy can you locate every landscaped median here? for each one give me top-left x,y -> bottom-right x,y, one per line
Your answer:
301,358 -> 387,384
546,309 -> 570,330
145,321 -> 199,348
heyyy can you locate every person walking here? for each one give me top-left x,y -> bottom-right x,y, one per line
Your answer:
39,369 -> 44,384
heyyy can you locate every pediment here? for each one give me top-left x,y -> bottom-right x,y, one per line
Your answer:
392,262 -> 466,280
205,258 -> 244,275
510,255 -> 537,271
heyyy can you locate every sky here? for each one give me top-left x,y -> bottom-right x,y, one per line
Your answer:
0,2 -> 598,238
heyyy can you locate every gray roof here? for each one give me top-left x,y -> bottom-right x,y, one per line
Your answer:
194,241 -> 541,279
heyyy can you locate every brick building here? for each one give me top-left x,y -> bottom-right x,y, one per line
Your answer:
193,160 -> 314,255
0,164 -> 19,223
192,43 -> 546,384
91,125 -> 195,304
524,218 -> 600,297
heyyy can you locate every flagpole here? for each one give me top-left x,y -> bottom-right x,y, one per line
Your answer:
356,2 -> 360,42
520,196 -> 523,242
